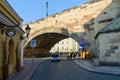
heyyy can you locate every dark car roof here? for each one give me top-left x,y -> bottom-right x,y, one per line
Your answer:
51,54 -> 59,57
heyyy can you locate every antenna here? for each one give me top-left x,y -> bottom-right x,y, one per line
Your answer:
46,2 -> 48,17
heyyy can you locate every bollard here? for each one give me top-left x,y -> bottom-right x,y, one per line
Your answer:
93,58 -> 100,67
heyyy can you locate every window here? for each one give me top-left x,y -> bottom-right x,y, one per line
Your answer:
67,41 -> 69,44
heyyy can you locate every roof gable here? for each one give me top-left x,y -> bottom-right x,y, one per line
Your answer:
95,15 -> 120,39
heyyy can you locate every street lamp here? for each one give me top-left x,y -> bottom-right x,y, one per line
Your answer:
46,2 -> 48,17
20,24 -> 31,68
25,25 -> 31,38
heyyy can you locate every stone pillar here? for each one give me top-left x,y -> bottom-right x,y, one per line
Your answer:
20,39 -> 24,68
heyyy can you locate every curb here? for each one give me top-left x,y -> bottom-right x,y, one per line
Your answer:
23,60 -> 47,80
74,60 -> 120,76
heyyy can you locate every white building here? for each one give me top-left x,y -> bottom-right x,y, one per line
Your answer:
50,38 -> 80,53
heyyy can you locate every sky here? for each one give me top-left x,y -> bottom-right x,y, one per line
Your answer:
7,0 -> 89,24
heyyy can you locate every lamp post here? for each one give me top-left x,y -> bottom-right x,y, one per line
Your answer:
25,24 -> 31,38
20,24 -> 31,68
46,2 -> 48,17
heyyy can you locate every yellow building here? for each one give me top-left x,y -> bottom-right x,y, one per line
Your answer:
0,0 -> 23,79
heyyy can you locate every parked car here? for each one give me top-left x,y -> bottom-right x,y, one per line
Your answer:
50,54 -> 60,62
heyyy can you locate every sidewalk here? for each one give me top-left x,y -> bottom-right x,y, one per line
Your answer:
74,59 -> 120,75
7,58 -> 47,80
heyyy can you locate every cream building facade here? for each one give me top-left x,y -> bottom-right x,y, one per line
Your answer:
49,38 -> 80,53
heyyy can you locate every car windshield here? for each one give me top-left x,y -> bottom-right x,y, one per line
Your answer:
51,54 -> 59,57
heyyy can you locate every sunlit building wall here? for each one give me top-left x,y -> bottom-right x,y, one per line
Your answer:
50,38 -> 79,53
0,0 -> 23,79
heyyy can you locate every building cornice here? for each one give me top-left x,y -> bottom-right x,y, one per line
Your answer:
0,0 -> 23,25
95,15 -> 120,39
0,11 -> 15,26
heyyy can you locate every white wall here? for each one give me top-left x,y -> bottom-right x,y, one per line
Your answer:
49,38 -> 80,53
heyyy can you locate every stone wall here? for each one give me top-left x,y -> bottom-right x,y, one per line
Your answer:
94,0 -> 120,65
98,32 -> 120,65
84,0 -> 120,54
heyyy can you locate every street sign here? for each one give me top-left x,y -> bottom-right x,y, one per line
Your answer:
30,39 -> 36,48
80,38 -> 85,43
80,38 -> 85,48
80,43 -> 85,48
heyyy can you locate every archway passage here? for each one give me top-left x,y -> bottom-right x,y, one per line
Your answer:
24,33 -> 68,58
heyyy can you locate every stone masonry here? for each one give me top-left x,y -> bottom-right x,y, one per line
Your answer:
22,0 -> 120,65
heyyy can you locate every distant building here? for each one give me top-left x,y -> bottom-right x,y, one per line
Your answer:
49,38 -> 80,53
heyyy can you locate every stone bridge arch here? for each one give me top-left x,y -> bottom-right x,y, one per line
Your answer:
22,16 -> 85,48
20,0 -> 120,66
22,0 -> 112,54
23,26 -> 66,47
24,32 -> 69,55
